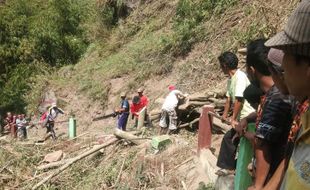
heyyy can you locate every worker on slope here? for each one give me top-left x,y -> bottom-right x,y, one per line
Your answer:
159,85 -> 187,135
4,112 -> 17,138
43,103 -> 64,141
16,114 -> 28,140
130,95 -> 142,128
137,88 -> 152,127
115,92 -> 130,131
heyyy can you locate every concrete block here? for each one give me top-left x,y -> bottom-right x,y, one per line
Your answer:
151,135 -> 172,150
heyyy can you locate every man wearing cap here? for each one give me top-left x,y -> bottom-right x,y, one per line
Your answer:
264,1 -> 310,189
44,103 -> 64,141
159,85 -> 187,134
115,93 -> 130,131
138,88 -> 149,108
137,88 -> 152,127
130,96 -> 142,128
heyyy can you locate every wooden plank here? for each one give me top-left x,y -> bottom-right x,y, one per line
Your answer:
198,105 -> 214,154
137,107 -> 146,129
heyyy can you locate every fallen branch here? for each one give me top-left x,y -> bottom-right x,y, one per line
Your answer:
32,137 -> 118,190
37,158 -> 74,171
116,158 -> 126,184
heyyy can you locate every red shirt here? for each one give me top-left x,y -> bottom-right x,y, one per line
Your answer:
130,103 -> 143,117
139,95 -> 149,108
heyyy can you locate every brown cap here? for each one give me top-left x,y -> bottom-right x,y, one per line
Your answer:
265,1 -> 310,56
120,92 -> 126,97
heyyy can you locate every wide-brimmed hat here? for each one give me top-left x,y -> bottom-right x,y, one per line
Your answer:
265,0 -> 310,56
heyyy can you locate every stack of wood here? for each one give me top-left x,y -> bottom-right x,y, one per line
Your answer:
149,91 -> 228,131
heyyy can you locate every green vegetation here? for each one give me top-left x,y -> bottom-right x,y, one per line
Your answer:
1,0 -> 297,114
0,0 -> 92,114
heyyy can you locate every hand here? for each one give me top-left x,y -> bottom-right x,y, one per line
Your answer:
221,115 -> 228,123
231,119 -> 239,128
248,185 -> 262,190
235,118 -> 247,136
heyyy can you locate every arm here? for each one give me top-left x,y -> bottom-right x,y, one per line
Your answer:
235,111 -> 257,135
222,97 -> 231,120
249,138 -> 271,190
175,91 -> 187,99
262,159 -> 286,190
231,97 -> 243,127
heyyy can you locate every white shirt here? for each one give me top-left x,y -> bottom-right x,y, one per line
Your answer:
226,69 -> 255,120
162,90 -> 182,112
48,107 -> 64,122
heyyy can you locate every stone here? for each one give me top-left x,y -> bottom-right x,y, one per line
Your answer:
43,150 -> 63,163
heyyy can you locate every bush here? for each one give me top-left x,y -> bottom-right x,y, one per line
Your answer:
0,0 -> 92,115
165,0 -> 237,56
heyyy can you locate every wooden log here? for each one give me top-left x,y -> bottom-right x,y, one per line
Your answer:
212,117 -> 231,133
32,137 -> 118,190
114,129 -> 146,145
178,118 -> 200,128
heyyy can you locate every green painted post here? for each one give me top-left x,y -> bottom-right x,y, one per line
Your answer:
69,116 -> 76,139
234,123 -> 256,190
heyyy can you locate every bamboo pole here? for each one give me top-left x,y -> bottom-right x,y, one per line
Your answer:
32,137 -> 118,190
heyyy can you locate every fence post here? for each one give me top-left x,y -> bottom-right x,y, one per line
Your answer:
68,116 -> 76,139
198,105 -> 214,154
137,107 -> 146,129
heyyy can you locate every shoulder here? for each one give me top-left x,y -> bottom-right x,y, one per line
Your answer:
235,69 -> 248,79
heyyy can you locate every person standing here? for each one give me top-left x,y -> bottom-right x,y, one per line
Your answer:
4,112 -> 17,138
264,1 -> 310,189
115,92 -> 130,131
130,96 -> 142,128
16,114 -> 28,140
216,51 -> 255,175
238,39 -> 294,190
159,85 -> 187,134
137,88 -> 149,108
43,103 -> 64,141
137,88 -> 152,127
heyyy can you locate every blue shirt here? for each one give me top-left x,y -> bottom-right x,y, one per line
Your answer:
121,99 -> 130,113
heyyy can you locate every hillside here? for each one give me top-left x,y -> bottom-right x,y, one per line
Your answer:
0,0 -> 299,189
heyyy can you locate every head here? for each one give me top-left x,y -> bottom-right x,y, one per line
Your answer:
168,85 -> 176,91
246,39 -> 271,88
132,96 -> 141,105
267,48 -> 289,94
137,88 -> 144,96
265,1 -> 310,97
120,92 -> 126,99
18,114 -> 22,119
51,103 -> 57,109
218,51 -> 238,75
21,114 -> 25,119
243,84 -> 264,110
7,112 -> 12,117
